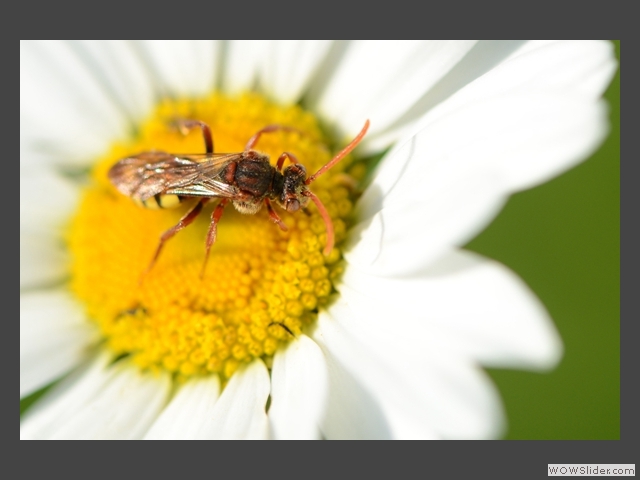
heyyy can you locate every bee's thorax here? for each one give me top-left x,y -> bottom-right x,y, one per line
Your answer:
233,152 -> 274,197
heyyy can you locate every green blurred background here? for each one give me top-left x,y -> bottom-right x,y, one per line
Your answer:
466,41 -> 620,439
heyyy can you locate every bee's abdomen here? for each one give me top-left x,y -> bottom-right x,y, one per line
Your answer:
134,194 -> 184,209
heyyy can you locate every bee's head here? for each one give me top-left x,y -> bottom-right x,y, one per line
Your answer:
271,120 -> 369,255
280,164 -> 310,212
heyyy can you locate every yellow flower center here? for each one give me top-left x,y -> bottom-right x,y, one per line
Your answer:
67,93 -> 361,382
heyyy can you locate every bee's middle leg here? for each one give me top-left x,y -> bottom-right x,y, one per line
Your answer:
141,199 -> 207,282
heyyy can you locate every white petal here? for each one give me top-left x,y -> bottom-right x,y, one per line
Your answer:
22,354 -> 171,440
206,359 -> 270,439
433,92 -> 609,192
355,41 -> 532,154
143,376 -> 221,440
461,40 -> 617,103
312,40 -> 477,148
350,92 -> 609,276
20,231 -> 69,290
54,367 -> 170,440
501,40 -> 558,59
269,335 -> 328,440
134,40 -> 220,97
366,40 -> 616,153
346,163 -> 507,277
20,40 -> 129,168
20,289 -> 98,397
21,353 -> 169,439
70,40 -> 157,123
314,298 -> 505,439
340,250 -> 563,370
362,92 -> 609,214
20,169 -> 79,232
260,41 -> 333,104
20,170 -> 79,289
315,342 -> 394,440
221,40 -> 266,95
21,352 -> 112,439
19,152 -> 50,177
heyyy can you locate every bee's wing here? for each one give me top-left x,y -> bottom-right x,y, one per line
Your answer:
108,152 -> 242,201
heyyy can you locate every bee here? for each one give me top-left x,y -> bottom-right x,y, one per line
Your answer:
108,118 -> 370,278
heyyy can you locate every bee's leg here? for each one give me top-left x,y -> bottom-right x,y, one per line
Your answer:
244,125 -> 304,151
275,152 -> 300,172
141,199 -> 206,282
302,190 -> 334,255
169,119 -> 214,154
201,198 -> 229,278
265,198 -> 288,231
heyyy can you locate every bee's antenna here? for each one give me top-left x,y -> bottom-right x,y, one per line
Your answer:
305,120 -> 370,185
303,190 -> 334,255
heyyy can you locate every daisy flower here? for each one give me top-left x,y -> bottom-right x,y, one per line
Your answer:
20,40 -> 617,440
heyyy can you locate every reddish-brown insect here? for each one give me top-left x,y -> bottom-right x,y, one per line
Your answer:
108,119 -> 370,278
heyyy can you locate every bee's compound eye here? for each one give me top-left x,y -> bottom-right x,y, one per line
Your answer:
286,198 -> 300,212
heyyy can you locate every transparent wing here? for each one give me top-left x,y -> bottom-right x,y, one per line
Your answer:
108,151 -> 243,201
